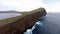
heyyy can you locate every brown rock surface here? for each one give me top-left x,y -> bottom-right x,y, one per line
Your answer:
0,8 -> 46,34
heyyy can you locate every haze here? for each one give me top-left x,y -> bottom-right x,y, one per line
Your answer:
0,0 -> 60,12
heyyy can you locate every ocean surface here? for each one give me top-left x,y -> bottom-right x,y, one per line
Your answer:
24,12 -> 60,34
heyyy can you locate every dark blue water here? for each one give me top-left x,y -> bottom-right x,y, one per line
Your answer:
24,16 -> 51,34
24,12 -> 60,34
32,17 -> 51,34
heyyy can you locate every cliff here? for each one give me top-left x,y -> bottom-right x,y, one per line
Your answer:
0,8 -> 46,34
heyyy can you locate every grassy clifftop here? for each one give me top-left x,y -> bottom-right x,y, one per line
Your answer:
0,8 -> 46,26
0,8 -> 46,34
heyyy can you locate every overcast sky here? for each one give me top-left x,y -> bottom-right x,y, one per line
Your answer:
0,0 -> 60,12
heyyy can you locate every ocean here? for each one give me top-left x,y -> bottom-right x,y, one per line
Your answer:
24,12 -> 60,34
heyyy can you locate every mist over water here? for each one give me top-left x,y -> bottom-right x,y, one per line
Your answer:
0,13 -> 21,20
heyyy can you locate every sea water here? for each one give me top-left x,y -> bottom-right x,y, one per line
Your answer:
24,16 -> 45,34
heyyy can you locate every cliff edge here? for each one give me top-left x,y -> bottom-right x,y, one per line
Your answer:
0,8 -> 46,34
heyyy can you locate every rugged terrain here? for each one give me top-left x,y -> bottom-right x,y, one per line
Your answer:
0,8 -> 46,34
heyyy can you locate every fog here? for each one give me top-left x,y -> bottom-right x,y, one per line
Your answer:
0,0 -> 60,12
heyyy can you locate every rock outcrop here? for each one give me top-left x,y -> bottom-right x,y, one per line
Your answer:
0,8 -> 46,34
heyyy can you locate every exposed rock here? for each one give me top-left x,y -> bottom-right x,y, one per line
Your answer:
0,8 -> 46,34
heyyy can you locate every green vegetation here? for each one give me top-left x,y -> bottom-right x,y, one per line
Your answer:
0,8 -> 45,26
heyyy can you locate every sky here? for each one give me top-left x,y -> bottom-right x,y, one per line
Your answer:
43,0 -> 60,12
0,0 -> 60,12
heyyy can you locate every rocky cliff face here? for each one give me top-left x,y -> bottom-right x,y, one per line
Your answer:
0,8 -> 46,34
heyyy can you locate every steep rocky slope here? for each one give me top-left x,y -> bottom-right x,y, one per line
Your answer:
0,8 -> 46,34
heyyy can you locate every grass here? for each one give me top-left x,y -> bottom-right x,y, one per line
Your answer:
0,8 -> 45,26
